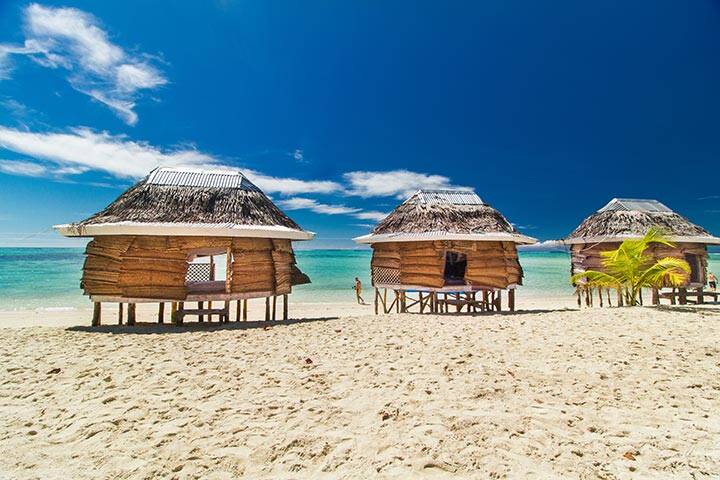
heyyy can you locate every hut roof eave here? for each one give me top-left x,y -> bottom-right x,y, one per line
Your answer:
53,221 -> 315,241
353,231 -> 537,245
563,234 -> 720,245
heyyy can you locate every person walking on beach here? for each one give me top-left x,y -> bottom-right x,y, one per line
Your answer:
709,272 -> 717,291
353,277 -> 365,304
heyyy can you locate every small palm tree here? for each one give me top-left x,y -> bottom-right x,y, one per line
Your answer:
570,228 -> 691,306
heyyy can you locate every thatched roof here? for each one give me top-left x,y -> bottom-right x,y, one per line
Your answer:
354,190 -> 536,244
55,167 -> 314,240
565,198 -> 720,245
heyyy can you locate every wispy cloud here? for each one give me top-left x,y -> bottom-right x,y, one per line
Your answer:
244,170 -> 343,196
0,159 -> 47,177
0,3 -> 166,125
277,197 -> 387,221
278,197 -> 361,215
0,126 -> 217,178
343,169 -> 469,198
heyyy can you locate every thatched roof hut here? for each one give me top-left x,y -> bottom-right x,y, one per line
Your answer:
565,198 -> 720,297
354,190 -> 536,313
54,167 -> 313,325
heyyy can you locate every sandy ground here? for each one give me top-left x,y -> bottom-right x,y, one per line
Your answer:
0,299 -> 719,479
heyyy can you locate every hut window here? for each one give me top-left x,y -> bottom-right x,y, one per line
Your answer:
444,251 -> 467,285
685,253 -> 702,284
185,252 -> 230,293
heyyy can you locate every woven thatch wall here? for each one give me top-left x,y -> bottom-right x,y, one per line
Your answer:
570,242 -> 707,287
81,235 -> 309,300
370,240 -> 523,289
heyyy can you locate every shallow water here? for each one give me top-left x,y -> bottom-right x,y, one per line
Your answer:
0,248 -> 716,311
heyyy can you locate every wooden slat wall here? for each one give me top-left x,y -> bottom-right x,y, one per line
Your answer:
463,241 -> 522,289
80,235 -> 308,300
399,241 -> 445,288
571,242 -> 707,286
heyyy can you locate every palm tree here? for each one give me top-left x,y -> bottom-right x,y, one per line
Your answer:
570,228 -> 691,306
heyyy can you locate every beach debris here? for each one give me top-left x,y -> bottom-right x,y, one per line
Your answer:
623,450 -> 637,461
305,358 -> 313,365
46,367 -> 61,375
263,326 -> 272,331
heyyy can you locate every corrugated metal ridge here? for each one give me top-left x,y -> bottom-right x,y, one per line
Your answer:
410,189 -> 484,205
598,198 -> 673,213
146,167 -> 258,190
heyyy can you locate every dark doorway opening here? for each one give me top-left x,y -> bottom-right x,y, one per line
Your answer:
444,251 -> 467,285
685,253 -> 702,284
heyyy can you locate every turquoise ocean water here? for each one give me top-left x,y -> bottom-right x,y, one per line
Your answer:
0,248 -> 717,311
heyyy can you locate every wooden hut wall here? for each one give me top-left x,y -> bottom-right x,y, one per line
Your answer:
570,242 -> 708,287
399,241 -> 446,288
369,240 -> 522,289
82,235 -> 306,300
462,241 -> 522,289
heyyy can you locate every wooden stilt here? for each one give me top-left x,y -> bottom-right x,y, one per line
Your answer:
598,288 -> 603,307
508,289 -> 515,312
223,300 -> 229,322
207,301 -> 212,321
118,303 -> 123,325
638,288 -> 644,306
696,287 -> 704,305
670,288 -> 677,305
374,288 -> 379,315
171,302 -> 179,326
652,287 -> 659,306
585,287 -> 591,307
617,288 -> 623,307
198,301 -> 204,322
283,294 -> 288,320
272,295 -> 277,321
606,289 -> 612,307
127,303 -> 136,326
496,290 -> 502,311
92,302 -> 101,326
178,302 -> 184,325
243,299 -> 248,321
265,297 -> 270,321
236,300 -> 241,322
158,302 -> 165,323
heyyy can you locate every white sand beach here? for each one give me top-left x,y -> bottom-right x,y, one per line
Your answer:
0,301 -> 719,479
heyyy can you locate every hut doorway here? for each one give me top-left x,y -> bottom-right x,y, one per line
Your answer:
185,250 -> 231,294
444,251 -> 467,285
684,253 -> 702,285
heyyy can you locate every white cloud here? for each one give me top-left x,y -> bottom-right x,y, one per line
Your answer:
277,197 -> 387,222
0,159 -> 47,177
343,169 -> 470,199
0,126 -> 218,178
352,210 -> 387,221
0,4 -> 166,125
244,170 -> 343,196
278,197 -> 361,215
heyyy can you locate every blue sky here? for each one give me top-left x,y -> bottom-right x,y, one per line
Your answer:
1,1 -> 719,248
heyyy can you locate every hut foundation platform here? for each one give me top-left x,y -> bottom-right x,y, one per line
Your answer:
374,286 -> 516,315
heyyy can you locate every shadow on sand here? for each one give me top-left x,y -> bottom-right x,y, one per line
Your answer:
67,316 -> 340,335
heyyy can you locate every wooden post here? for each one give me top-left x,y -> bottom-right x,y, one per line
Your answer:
696,287 -> 704,305
171,302 -> 179,326
598,288 -> 603,307
283,294 -> 288,320
374,288 -> 379,315
383,289 -> 388,314
496,290 -> 502,312
678,288 -> 687,305
651,287 -> 660,306
243,299 -> 248,321
207,301 -> 212,321
265,297 -> 270,321
198,301 -> 204,322
236,300 -> 241,322
158,302 -> 165,323
638,288 -> 643,306
224,300 -> 230,322
272,296 -> 277,321
508,289 -> 515,312
118,303 -> 124,325
127,303 -> 136,326
225,247 -> 232,293
92,302 -> 101,326
178,302 -> 184,325
606,289 -> 612,307
670,288 -> 676,305
617,288 -> 623,307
